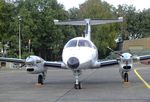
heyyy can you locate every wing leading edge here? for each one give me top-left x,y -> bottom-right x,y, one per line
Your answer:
44,61 -> 67,69
54,17 -> 123,26
0,57 -> 66,69
138,55 -> 150,60
93,59 -> 118,68
100,60 -> 118,67
100,59 -> 118,67
0,57 -> 25,63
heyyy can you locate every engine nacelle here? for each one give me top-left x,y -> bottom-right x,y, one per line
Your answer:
123,65 -> 131,70
25,55 -> 46,74
120,65 -> 132,72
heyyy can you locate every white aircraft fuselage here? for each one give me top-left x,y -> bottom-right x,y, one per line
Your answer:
62,37 -> 98,70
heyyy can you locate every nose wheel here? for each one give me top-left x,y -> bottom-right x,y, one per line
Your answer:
74,82 -> 81,89
73,70 -> 82,89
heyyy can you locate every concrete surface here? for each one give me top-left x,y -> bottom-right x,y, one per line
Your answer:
0,64 -> 150,102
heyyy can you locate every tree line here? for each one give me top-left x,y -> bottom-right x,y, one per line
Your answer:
0,0 -> 150,60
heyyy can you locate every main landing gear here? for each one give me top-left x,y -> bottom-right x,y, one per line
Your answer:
38,72 -> 46,85
123,72 -> 128,82
121,72 -> 129,82
73,70 -> 82,89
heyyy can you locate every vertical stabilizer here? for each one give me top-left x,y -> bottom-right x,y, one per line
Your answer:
54,17 -> 123,41
84,19 -> 91,40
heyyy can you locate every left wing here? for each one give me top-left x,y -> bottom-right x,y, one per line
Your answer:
93,59 -> 118,68
97,55 -> 150,68
100,59 -> 118,67
138,55 -> 150,60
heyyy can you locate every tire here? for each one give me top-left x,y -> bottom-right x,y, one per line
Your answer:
78,82 -> 82,89
124,73 -> 128,82
38,75 -> 43,85
74,84 -> 77,89
74,82 -> 82,89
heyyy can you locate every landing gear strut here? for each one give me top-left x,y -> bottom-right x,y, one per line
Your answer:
38,72 -> 46,85
123,72 -> 128,82
120,68 -> 129,83
74,82 -> 81,89
73,70 -> 82,89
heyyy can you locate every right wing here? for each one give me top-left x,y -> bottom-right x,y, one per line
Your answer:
0,57 -> 67,69
0,57 -> 25,63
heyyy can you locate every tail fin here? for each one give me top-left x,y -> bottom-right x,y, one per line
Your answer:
54,17 -> 123,40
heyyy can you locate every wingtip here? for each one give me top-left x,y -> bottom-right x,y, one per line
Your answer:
118,17 -> 123,21
54,19 -> 59,23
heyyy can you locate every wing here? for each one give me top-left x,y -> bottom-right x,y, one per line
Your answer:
138,55 -> 150,60
0,57 -> 25,63
100,59 -> 118,67
44,61 -> 67,69
93,59 -> 118,68
0,57 -> 67,69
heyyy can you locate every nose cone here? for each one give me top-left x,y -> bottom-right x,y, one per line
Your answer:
67,57 -> 79,69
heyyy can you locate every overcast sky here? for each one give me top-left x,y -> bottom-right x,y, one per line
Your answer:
57,0 -> 150,10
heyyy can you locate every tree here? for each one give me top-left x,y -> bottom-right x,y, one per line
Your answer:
77,0 -> 121,58
16,0 -> 69,60
114,5 -> 150,40
0,0 -> 16,57
141,9 -> 150,37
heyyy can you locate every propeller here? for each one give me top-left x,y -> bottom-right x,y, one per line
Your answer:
107,46 -> 124,57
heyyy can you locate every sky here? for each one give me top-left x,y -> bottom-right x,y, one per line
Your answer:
57,0 -> 150,10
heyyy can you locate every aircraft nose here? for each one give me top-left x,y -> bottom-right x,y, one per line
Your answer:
67,57 -> 79,69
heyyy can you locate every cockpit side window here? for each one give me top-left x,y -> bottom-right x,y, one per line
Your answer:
66,40 -> 77,48
78,40 -> 92,48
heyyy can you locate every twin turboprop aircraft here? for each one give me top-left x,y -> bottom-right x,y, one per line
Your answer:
0,17 -> 150,89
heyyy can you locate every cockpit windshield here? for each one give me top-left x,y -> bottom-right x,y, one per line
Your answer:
122,59 -> 132,64
66,40 -> 77,48
66,39 -> 92,48
78,40 -> 92,48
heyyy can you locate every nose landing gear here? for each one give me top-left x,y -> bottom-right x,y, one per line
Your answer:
74,82 -> 81,89
73,70 -> 82,89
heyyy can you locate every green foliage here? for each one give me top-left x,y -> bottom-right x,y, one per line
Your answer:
77,0 -> 119,58
114,5 -> 150,40
0,0 -> 150,59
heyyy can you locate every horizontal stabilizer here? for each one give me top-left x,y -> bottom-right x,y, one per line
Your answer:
54,17 -> 123,26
